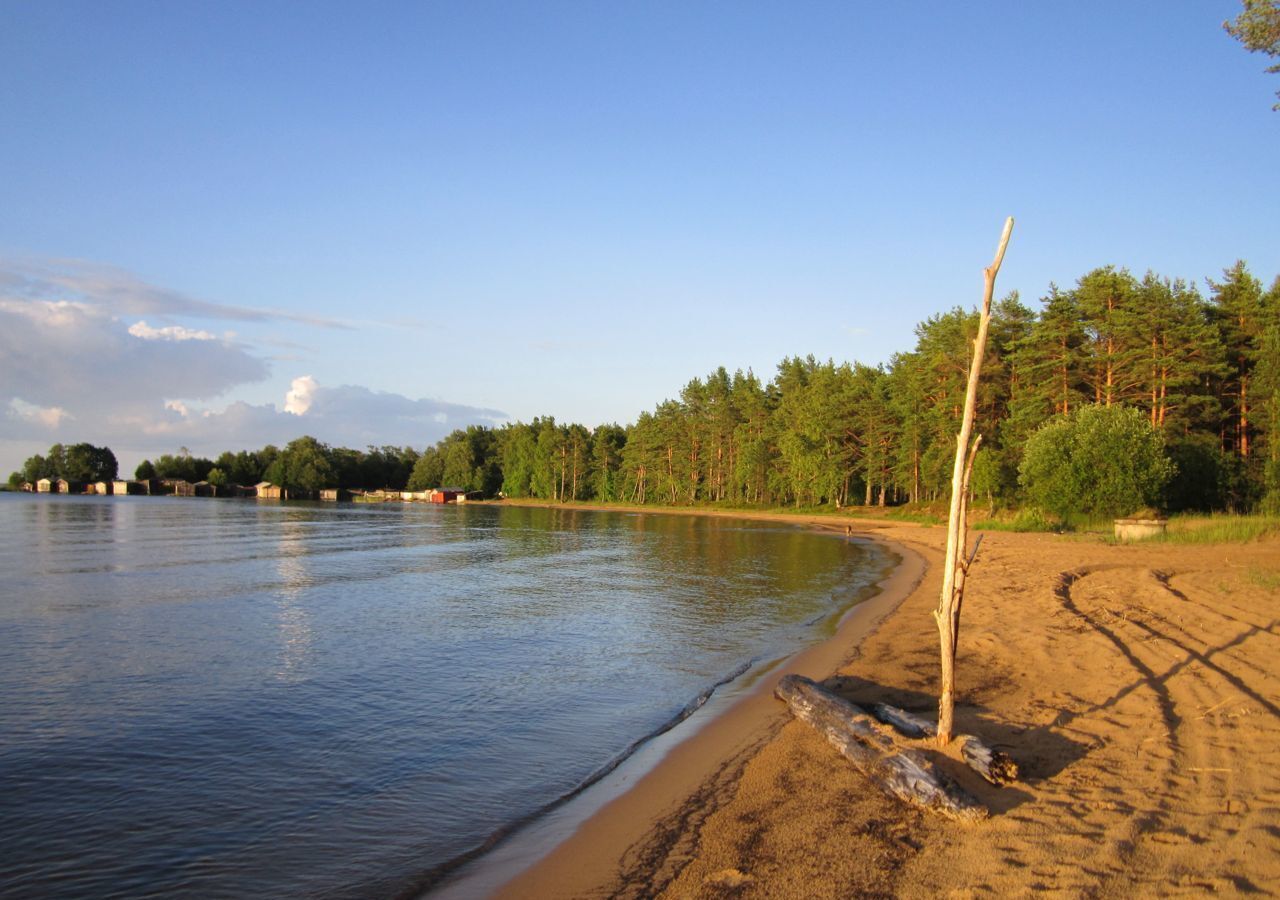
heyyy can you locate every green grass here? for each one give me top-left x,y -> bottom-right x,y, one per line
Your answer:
970,509 -> 1280,544
1082,512 -> 1280,545
882,509 -> 945,525
1157,513 -> 1280,544
971,508 -> 1118,534
973,507 -> 1059,532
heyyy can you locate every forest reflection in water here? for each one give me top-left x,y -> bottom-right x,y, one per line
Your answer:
0,495 -> 889,898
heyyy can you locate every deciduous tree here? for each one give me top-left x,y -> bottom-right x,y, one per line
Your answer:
1019,405 -> 1175,519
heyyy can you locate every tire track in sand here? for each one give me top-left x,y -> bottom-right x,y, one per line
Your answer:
1050,565 -> 1280,895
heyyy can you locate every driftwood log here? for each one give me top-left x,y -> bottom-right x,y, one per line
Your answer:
871,702 -> 934,739
871,702 -> 1019,786
775,675 -> 986,821
958,735 -> 1019,786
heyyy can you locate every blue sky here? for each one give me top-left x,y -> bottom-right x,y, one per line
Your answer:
2,1 -> 1277,474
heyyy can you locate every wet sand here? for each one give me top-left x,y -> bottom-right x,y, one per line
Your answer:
487,505 -> 1280,898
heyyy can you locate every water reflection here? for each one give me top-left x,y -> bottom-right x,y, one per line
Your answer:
0,494 -> 890,898
274,519 -> 313,682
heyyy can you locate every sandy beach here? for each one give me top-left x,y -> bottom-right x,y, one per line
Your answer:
493,508 -> 1280,898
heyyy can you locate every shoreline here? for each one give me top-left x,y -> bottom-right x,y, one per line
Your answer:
466,500 -> 1280,897
461,500 -> 927,898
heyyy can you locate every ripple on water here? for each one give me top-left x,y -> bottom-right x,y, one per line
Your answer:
0,495 -> 888,898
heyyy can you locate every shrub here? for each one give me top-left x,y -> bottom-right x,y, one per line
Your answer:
973,507 -> 1058,532
1011,507 -> 1056,531
1164,433 -> 1232,512
1018,404 -> 1175,519
1261,455 -> 1280,516
969,447 -> 1014,508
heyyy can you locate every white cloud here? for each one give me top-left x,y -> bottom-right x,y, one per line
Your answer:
0,257 -> 508,473
0,297 -> 270,412
0,297 -> 101,329
2,257 -> 350,329
0,262 -> 273,458
8,398 -> 71,429
2,368 -> 508,471
284,375 -> 317,415
178,381 -> 506,452
129,320 -> 218,341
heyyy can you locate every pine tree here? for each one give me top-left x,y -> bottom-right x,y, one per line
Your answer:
1254,277 -> 1280,509
730,370 -> 770,504
1209,261 -> 1268,460
497,422 -> 537,497
1075,267 -> 1144,408
1130,274 -> 1225,433
590,424 -> 627,502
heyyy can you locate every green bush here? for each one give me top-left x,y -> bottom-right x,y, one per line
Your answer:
1262,456 -> 1280,516
1164,433 -> 1232,512
969,447 -> 1014,508
1018,405 -> 1175,519
1011,507 -> 1056,531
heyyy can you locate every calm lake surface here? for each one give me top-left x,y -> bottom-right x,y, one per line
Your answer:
0,494 -> 890,898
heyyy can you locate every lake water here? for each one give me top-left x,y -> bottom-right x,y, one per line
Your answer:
0,494 -> 890,898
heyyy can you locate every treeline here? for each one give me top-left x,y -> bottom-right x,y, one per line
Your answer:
417,261 -> 1280,514
150,441 -> 423,493
8,440 -> 422,494
11,261 -> 1277,515
9,442 -> 118,485
142,441 -> 422,493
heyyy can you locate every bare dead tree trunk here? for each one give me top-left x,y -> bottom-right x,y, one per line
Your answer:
935,217 -> 1013,748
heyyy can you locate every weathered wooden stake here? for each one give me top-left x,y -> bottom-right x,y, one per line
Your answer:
934,217 -> 1014,747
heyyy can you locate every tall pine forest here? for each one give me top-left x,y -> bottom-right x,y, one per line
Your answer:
422,262 -> 1280,515
20,261 -> 1278,516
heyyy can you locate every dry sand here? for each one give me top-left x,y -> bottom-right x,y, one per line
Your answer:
493,509 -> 1280,898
